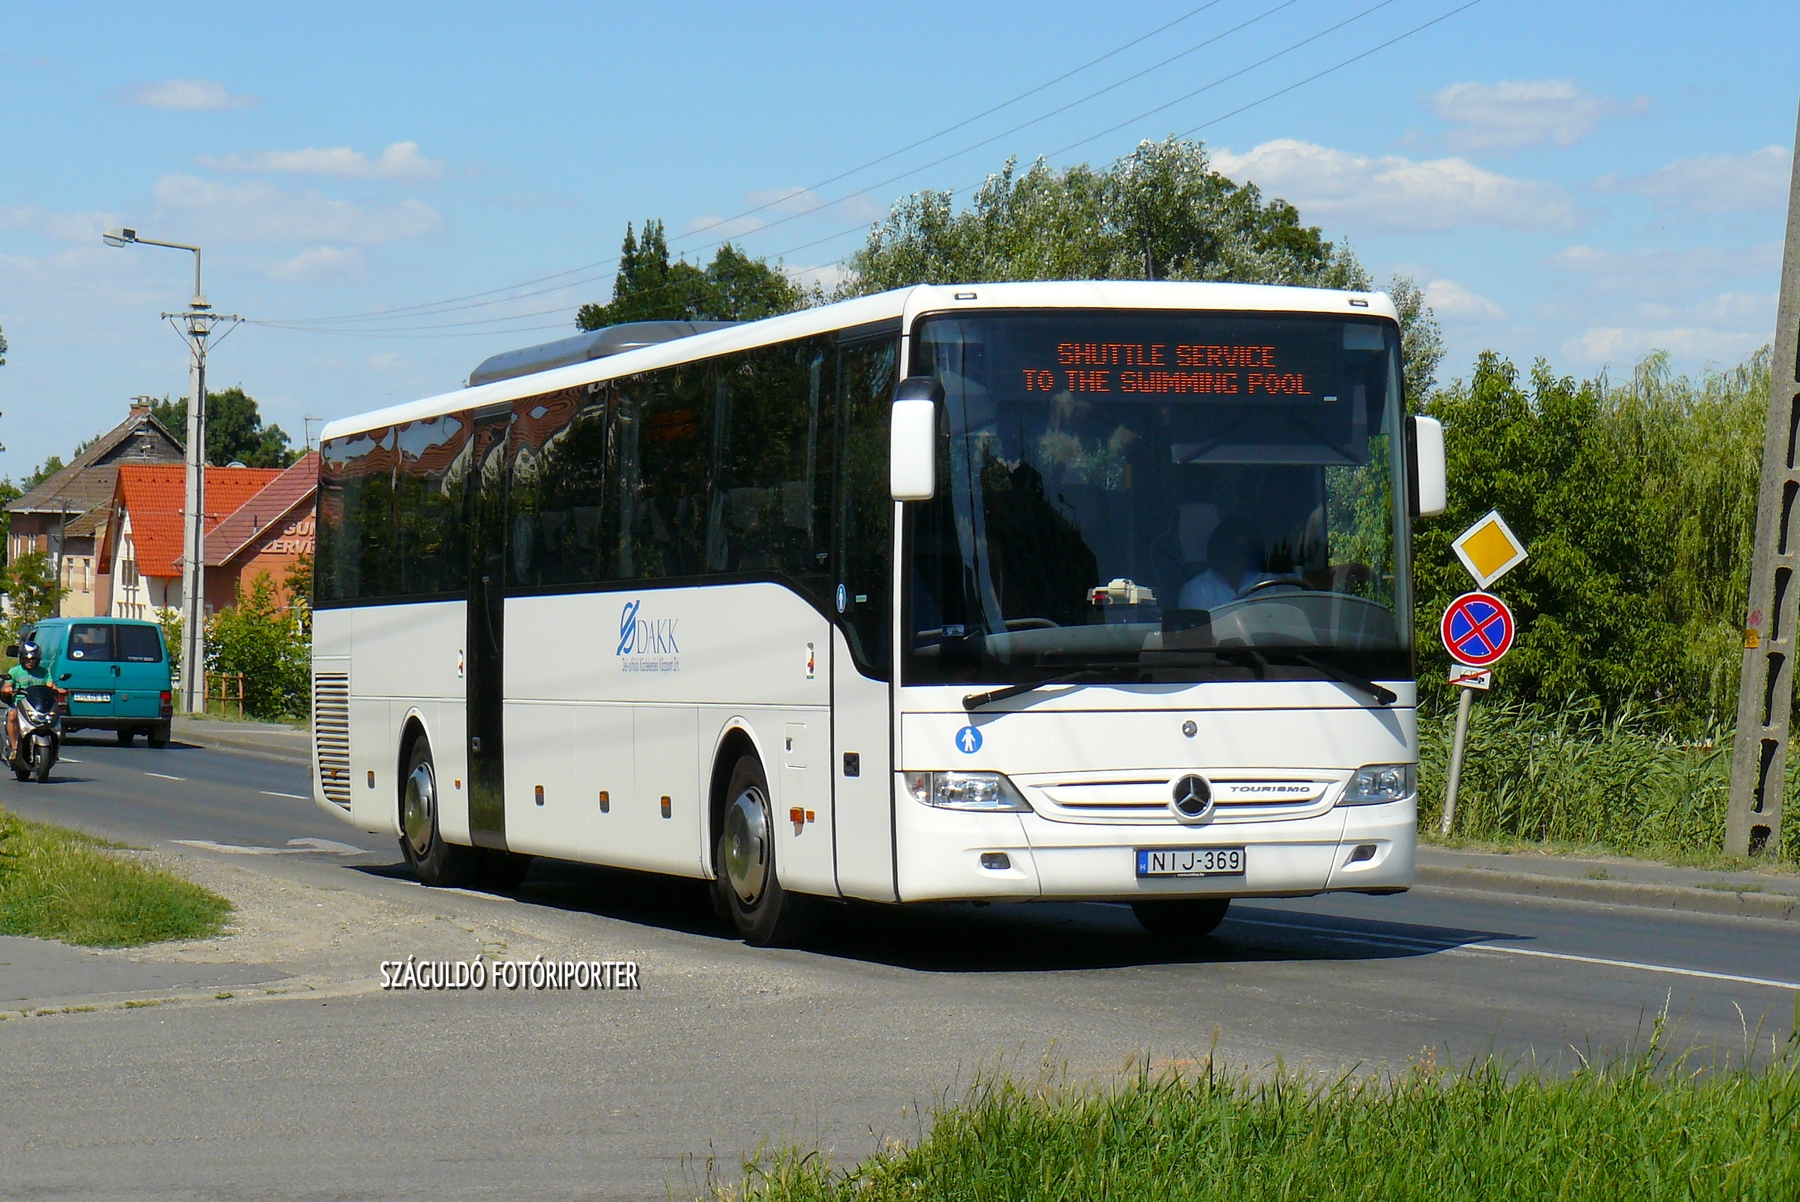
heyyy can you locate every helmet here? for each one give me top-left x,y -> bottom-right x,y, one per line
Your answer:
19,642 -> 41,671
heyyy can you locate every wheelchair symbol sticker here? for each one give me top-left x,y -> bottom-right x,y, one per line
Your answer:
955,726 -> 983,754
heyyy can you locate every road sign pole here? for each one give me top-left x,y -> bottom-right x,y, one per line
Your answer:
1440,685 -> 1475,837
1726,96 -> 1800,858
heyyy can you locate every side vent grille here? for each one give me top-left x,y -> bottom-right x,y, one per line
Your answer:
314,673 -> 351,810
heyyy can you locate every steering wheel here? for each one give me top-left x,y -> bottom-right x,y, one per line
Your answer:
1237,576 -> 1308,599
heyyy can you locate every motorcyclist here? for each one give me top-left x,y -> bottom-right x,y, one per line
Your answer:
2,641 -> 52,758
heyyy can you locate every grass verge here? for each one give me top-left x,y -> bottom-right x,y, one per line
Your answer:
0,806 -> 232,946
1418,697 -> 1800,864
715,1042 -> 1800,1201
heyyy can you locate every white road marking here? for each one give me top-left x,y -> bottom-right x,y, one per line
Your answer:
59,756 -> 81,763
172,838 -> 371,857
145,771 -> 185,781
1228,915 -> 1800,993
260,790 -> 310,800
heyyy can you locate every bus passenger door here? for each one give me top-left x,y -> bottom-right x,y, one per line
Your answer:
831,333 -> 898,901
466,408 -> 510,850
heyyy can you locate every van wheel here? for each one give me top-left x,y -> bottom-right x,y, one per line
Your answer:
399,738 -> 474,887
148,723 -> 169,749
713,753 -> 810,947
1132,897 -> 1230,941
118,729 -> 136,746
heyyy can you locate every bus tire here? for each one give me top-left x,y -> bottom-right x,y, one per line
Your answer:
714,753 -> 809,947
1131,897 -> 1230,941
399,737 -> 474,888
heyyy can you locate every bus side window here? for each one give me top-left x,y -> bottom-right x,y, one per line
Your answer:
836,337 -> 898,679
708,338 -> 835,604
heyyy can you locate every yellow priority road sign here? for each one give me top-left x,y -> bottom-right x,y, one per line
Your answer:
1451,509 -> 1527,588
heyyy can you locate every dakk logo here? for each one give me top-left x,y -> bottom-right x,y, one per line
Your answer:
617,600 -> 680,673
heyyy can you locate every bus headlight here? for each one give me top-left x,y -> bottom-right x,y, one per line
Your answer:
904,771 -> 1033,812
1340,764 -> 1415,805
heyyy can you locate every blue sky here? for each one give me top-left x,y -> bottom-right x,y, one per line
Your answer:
1,0 -> 1795,477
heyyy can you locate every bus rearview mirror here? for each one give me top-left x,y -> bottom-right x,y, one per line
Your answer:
890,376 -> 943,502
1410,415 -> 1447,517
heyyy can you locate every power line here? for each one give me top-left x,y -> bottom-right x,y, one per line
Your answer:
250,0 -> 1486,342
262,0 -> 1284,330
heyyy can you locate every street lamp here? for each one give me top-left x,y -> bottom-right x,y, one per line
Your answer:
103,226 -> 238,715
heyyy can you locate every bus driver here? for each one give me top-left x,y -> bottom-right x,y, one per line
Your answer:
1178,515 -> 1273,611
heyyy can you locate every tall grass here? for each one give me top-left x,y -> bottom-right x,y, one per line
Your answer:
0,806 -> 232,946
711,1029 -> 1800,1201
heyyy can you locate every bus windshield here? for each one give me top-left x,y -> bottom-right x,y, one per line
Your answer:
906,308 -> 1412,688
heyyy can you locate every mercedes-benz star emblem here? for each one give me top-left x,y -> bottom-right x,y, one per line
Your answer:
1170,774 -> 1213,822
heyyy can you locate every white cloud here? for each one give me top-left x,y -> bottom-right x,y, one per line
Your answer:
199,141 -> 448,182
0,205 -> 119,244
1211,139 -> 1581,233
268,246 -> 365,282
1546,242 -> 1781,297
1566,324 -> 1766,365
1428,80 -> 1645,152
1423,278 -> 1504,321
151,175 -> 440,244
113,79 -> 257,111
1595,147 -> 1791,214
787,262 -> 849,294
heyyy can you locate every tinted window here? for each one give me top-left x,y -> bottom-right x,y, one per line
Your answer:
394,414 -> 471,596
836,337 -> 898,677
66,624 -> 114,662
708,339 -> 834,603
508,387 -> 606,589
318,428 -> 397,603
614,365 -> 711,580
116,625 -> 164,663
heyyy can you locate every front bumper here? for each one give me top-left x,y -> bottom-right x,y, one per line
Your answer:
894,786 -> 1416,902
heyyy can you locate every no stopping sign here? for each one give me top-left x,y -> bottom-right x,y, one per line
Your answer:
1441,592 -> 1515,667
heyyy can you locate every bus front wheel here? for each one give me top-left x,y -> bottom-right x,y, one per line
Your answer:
714,754 -> 809,947
399,738 -> 475,888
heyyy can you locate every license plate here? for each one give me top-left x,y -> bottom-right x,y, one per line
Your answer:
1136,847 -> 1245,877
71,692 -> 112,704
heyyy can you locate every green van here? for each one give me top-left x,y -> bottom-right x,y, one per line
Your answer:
21,617 -> 174,747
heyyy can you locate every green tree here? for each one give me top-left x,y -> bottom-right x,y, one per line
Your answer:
152,386 -> 297,468
0,321 -> 7,366
0,478 -> 19,566
23,457 -> 64,489
575,220 -> 811,330
2,551 -> 62,648
844,137 -> 1439,383
1413,349 -> 1771,725
206,572 -> 310,719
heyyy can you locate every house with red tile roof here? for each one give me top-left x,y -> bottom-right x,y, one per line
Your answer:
202,451 -> 318,611
96,464 -> 285,619
3,400 -> 185,616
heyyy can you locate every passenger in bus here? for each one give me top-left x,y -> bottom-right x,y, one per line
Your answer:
1178,516 -> 1274,610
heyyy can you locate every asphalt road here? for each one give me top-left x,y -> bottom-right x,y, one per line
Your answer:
3,734 -> 1799,1201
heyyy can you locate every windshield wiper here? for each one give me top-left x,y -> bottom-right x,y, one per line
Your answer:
1201,648 -> 1395,706
962,670 -> 1109,712
1287,652 -> 1396,706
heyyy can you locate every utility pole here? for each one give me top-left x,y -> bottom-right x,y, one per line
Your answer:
103,228 -> 241,714
1726,98 -> 1800,858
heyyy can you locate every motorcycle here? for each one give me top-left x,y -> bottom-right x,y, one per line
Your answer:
7,683 -> 64,783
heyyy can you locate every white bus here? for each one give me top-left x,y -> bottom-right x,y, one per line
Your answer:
311,281 -> 1447,945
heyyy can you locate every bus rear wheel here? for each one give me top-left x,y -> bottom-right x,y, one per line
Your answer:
399,738 -> 475,888
714,754 -> 809,947
1131,897 -> 1230,941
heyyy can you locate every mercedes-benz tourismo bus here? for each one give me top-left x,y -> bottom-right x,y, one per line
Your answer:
311,281 -> 1448,945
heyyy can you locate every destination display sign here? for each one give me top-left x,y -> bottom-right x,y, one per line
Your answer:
1019,340 -> 1314,397
959,313 -> 1392,403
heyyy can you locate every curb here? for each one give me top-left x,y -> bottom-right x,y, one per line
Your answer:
175,730 -> 309,764
1415,863 -> 1800,923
